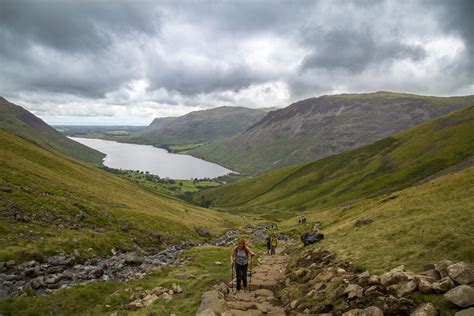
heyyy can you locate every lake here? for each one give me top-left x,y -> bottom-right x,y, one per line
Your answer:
71,137 -> 233,180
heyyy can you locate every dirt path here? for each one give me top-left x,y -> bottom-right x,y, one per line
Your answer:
197,251 -> 290,315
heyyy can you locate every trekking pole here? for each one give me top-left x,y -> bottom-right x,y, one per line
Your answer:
248,255 -> 253,292
231,262 -> 234,293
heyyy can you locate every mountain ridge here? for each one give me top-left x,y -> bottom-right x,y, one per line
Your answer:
193,105 -> 474,218
190,92 -> 474,174
127,105 -> 269,146
0,97 -> 105,165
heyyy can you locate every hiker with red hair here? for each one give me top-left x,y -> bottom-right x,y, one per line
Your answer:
231,239 -> 255,292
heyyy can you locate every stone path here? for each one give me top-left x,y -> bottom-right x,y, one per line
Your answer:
197,252 -> 290,315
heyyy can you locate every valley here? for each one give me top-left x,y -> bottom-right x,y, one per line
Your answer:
1,98 -> 473,315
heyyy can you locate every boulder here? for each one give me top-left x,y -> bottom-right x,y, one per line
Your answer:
368,275 -> 380,285
432,277 -> 455,293
410,303 -> 438,316
172,283 -> 183,294
342,306 -> 383,316
455,307 -> 474,316
196,291 -> 227,315
420,269 -> 441,281
344,284 -> 364,299
384,295 -> 415,315
448,262 -> 474,285
444,285 -> 474,308
416,276 -> 435,294
435,260 -> 454,278
255,289 -> 274,299
381,265 -> 408,286
397,280 -> 417,297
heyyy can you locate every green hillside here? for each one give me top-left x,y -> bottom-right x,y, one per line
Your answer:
191,92 -> 474,174
0,97 -> 105,165
194,105 -> 474,219
126,106 -> 268,147
281,165 -> 474,272
0,129 -> 240,263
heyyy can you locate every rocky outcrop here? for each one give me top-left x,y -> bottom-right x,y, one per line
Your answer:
280,247 -> 473,315
447,262 -> 474,285
126,284 -> 182,310
444,285 -> 474,308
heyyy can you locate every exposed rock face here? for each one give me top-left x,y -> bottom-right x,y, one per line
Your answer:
444,285 -> 474,308
410,302 -> 438,316
447,262 -> 474,285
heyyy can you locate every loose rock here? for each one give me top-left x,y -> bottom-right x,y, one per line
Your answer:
444,285 -> 474,308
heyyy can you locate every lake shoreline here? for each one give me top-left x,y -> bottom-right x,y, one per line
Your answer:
70,137 -> 234,180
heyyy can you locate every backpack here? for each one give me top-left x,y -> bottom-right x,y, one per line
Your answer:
271,236 -> 278,246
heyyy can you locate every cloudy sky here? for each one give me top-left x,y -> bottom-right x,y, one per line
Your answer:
1,0 -> 473,125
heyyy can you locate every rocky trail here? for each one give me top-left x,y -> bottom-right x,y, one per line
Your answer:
197,251 -> 291,315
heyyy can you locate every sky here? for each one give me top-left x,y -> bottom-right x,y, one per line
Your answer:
1,0 -> 473,125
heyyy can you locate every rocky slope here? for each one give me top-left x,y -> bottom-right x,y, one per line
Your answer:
127,106 -> 268,147
0,97 -> 105,165
191,92 -> 474,174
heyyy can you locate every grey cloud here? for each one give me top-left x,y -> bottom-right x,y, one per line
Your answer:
0,0 -> 160,53
300,28 -> 426,73
0,0 -> 473,123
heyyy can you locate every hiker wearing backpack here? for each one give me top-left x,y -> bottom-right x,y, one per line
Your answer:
265,236 -> 271,254
231,239 -> 255,292
270,234 -> 278,255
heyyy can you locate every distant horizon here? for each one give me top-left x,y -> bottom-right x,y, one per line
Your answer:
28,89 -> 474,125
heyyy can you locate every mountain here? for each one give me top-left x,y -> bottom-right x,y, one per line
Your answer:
190,92 -> 474,174
0,97 -> 105,165
127,106 -> 268,146
193,105 -> 474,218
0,128 -> 239,263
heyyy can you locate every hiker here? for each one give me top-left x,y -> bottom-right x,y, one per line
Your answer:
270,234 -> 278,255
231,239 -> 255,292
265,235 -> 271,254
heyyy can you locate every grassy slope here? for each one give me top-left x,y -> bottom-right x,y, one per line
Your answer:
195,105 -> 474,219
127,106 -> 268,146
0,97 -> 105,165
0,129 -> 240,263
191,92 -> 474,174
280,165 -> 474,274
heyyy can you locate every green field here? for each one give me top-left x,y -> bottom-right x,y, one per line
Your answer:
194,105 -> 474,219
104,168 -> 221,198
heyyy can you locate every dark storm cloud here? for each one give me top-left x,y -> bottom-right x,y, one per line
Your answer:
300,28 -> 426,73
0,0 -> 160,53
